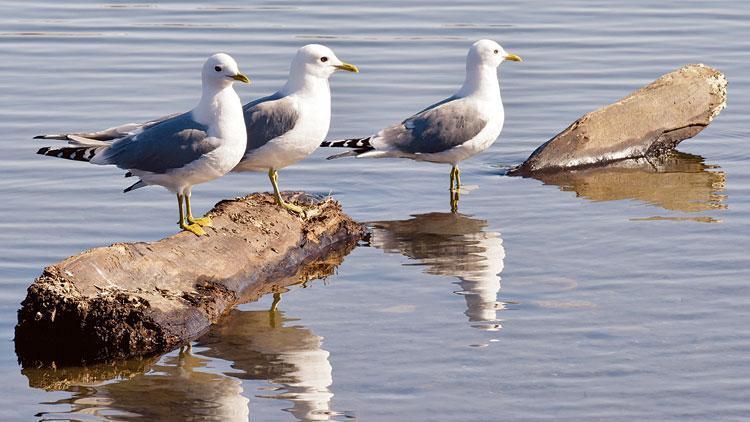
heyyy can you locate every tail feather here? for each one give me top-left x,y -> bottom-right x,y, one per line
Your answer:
326,149 -> 370,160
124,180 -> 146,193
34,134 -> 69,140
321,137 -> 375,160
37,146 -> 101,162
320,137 -> 373,149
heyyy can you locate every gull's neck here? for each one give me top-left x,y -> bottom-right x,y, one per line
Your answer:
456,64 -> 501,102
279,70 -> 331,99
193,82 -> 242,129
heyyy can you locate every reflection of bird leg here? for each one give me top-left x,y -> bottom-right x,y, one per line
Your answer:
268,305 -> 280,328
185,193 -> 212,227
450,190 -> 460,213
270,291 -> 282,312
177,194 -> 206,236
178,343 -> 192,357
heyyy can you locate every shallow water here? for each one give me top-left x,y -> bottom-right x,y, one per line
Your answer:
1,1 -> 749,420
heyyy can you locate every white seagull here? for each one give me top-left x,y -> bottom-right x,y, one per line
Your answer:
321,39 -> 521,202
232,44 -> 359,217
36,53 -> 250,236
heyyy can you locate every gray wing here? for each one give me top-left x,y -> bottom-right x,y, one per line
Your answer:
34,113 -> 180,141
100,111 -> 215,173
243,93 -> 299,154
376,97 -> 487,154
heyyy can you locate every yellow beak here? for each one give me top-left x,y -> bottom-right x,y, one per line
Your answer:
505,53 -> 523,62
334,62 -> 359,73
230,73 -> 251,84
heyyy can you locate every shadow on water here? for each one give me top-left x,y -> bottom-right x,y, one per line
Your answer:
528,151 -> 727,219
23,308 -> 346,421
368,212 -> 507,332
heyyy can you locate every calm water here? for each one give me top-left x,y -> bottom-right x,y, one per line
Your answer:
1,1 -> 749,420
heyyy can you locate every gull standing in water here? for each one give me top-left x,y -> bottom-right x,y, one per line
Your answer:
36,53 -> 250,236
321,39 -> 520,210
232,44 -> 359,217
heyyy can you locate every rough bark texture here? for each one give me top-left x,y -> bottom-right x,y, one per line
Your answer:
15,193 -> 365,366
510,64 -> 727,175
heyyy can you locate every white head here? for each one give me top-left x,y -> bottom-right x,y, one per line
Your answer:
289,44 -> 359,80
201,53 -> 250,90
466,39 -> 522,70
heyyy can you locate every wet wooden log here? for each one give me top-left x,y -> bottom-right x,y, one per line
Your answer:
15,193 -> 365,365
509,64 -> 727,175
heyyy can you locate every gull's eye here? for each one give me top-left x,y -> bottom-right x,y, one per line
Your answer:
320,56 -> 328,63
493,49 -> 499,54
214,66 -> 222,72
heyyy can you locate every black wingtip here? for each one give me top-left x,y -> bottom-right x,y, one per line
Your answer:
37,147 -> 49,155
33,135 -> 45,139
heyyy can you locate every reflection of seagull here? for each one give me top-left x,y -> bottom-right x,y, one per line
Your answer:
198,310 -> 337,421
232,44 -> 359,217
35,53 -> 250,236
322,39 -> 520,200
369,212 -> 506,331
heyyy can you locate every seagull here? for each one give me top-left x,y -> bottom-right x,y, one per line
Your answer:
36,53 -> 250,236
321,39 -> 520,208
232,44 -> 359,217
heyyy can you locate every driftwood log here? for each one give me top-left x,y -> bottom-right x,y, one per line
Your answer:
15,193 -> 365,365
510,64 -> 727,175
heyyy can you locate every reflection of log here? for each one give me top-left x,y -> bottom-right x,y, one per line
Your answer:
529,151 -> 726,213
27,350 -> 250,421
15,193 -> 365,365
510,64 -> 727,175
22,355 -> 159,392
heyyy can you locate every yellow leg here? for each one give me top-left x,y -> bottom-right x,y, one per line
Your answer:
455,166 -> 461,190
450,190 -> 460,213
450,166 -> 456,192
185,194 -> 212,227
268,168 -> 306,216
177,194 -> 206,236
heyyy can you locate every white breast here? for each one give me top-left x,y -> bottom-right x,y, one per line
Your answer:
238,92 -> 331,171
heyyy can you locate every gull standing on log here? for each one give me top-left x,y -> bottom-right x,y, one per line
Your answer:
232,44 -> 359,217
36,53 -> 251,236
321,40 -> 521,209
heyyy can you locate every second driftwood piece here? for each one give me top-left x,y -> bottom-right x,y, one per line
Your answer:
15,193 -> 365,365
510,64 -> 727,175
